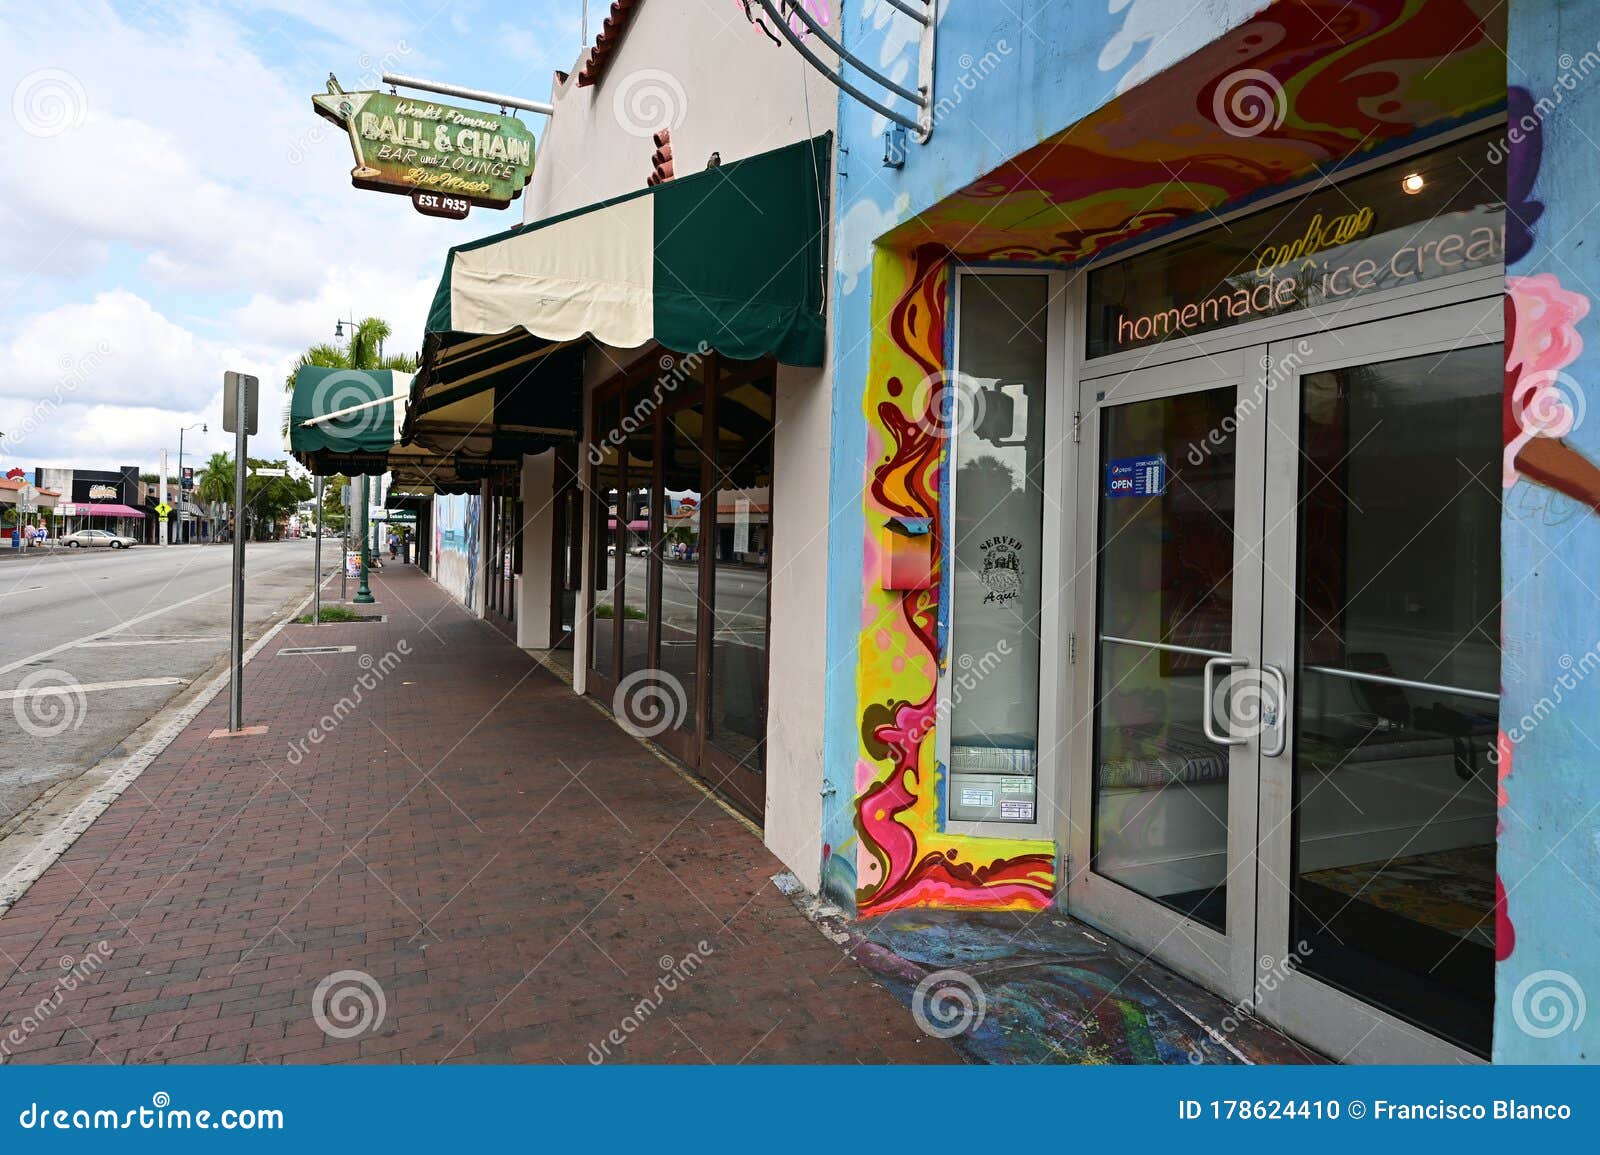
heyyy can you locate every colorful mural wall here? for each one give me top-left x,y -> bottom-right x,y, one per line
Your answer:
1495,0 -> 1600,1063
845,244 -> 1055,915
432,490 -> 482,614
823,0 -> 1510,916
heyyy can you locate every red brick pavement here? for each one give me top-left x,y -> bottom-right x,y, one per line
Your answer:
0,567 -> 953,1065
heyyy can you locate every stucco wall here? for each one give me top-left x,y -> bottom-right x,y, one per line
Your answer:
526,0 -> 840,221
1496,0 -> 1600,1063
431,490 -> 482,615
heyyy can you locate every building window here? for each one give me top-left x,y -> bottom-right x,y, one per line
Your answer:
945,274 -> 1051,824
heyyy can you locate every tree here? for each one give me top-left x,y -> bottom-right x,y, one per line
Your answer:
282,316 -> 417,437
192,452 -> 311,540
195,452 -> 234,506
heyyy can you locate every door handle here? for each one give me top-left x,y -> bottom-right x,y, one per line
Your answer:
1203,656 -> 1249,747
1262,663 -> 1288,757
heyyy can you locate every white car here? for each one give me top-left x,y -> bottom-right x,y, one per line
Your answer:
60,528 -> 138,549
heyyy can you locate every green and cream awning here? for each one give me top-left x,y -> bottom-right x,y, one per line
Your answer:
405,133 -> 830,451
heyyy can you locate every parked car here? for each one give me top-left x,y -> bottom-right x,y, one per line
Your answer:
60,528 -> 138,549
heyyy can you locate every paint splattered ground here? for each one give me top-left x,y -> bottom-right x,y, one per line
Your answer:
844,908 -> 1326,1065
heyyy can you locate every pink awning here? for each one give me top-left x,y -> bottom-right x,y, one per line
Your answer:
75,504 -> 145,518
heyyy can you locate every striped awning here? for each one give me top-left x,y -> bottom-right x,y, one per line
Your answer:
402,134 -> 830,470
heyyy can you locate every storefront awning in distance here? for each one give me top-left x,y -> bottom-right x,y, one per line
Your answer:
402,133 -> 832,467
73,504 -> 145,519
288,367 -> 410,476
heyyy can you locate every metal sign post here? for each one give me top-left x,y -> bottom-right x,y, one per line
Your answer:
313,475 -> 324,625
222,371 -> 258,733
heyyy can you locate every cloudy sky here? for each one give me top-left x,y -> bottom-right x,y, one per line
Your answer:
0,0 -> 584,475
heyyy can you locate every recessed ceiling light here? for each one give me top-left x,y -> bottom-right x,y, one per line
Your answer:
1402,172 -> 1426,195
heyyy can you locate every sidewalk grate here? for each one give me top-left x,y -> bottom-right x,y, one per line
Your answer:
276,645 -> 357,656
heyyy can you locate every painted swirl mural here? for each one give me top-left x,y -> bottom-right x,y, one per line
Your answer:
850,245 -> 1054,915
885,0 -> 1506,265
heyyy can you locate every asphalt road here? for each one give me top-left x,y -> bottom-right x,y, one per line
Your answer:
0,540 -> 328,826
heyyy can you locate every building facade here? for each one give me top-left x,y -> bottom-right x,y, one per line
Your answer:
400,0 -> 1600,1064
811,0 -> 1598,1064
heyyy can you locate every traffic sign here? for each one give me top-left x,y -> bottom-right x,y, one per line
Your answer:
17,484 -> 37,514
223,371 -> 259,435
155,502 -> 173,518
253,468 -> 288,478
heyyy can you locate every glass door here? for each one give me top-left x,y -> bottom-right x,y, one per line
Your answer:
1255,300 -> 1503,1062
1069,348 -> 1269,1003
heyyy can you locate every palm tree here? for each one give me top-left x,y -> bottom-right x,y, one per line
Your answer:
283,317 -> 417,437
195,451 -> 234,542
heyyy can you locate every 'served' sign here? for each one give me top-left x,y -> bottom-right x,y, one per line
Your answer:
312,81 -> 536,212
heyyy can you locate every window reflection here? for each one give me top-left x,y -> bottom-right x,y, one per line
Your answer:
948,275 -> 1049,824
708,374 -> 774,771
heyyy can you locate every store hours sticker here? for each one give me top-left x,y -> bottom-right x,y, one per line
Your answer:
1105,454 -> 1166,499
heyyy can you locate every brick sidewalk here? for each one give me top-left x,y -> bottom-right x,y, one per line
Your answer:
0,567 -> 952,1065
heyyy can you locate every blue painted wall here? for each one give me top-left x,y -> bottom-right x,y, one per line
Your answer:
821,1 -> 1273,903
1496,0 -> 1600,1063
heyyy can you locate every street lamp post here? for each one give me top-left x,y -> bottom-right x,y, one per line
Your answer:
176,422 -> 207,544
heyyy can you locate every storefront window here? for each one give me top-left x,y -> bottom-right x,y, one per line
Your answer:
708,373 -> 774,772
659,403 -> 704,734
619,382 -> 657,680
946,274 -> 1049,824
590,393 -> 621,681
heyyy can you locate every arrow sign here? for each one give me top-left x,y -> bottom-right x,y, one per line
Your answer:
252,468 -> 288,478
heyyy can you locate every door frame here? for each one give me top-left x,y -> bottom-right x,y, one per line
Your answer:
1252,297 -> 1503,1065
1066,344 -> 1269,1005
1060,283 -> 1503,1059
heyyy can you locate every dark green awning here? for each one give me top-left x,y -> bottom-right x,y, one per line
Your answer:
288,366 -> 408,474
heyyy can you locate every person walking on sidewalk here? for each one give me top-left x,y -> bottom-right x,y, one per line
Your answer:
387,530 -> 399,562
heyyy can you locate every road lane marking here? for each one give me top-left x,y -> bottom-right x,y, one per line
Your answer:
0,552 -> 307,678
75,637 -> 219,648
0,677 -> 187,700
